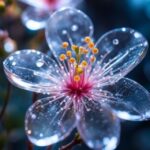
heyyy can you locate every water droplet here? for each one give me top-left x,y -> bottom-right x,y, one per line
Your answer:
71,24 -> 78,31
9,56 -> 14,60
113,39 -> 119,45
31,114 -> 36,119
27,130 -> 32,135
36,59 -> 44,67
62,30 -> 67,35
12,61 -> 16,66
134,32 -> 141,38
122,28 -> 126,32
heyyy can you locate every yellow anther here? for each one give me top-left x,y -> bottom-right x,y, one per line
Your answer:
92,48 -> 99,54
84,36 -> 91,43
69,57 -> 76,64
71,45 -> 78,51
76,67 -> 83,74
83,49 -> 89,54
81,60 -> 88,67
66,50 -> 72,57
79,46 -> 84,53
74,75 -> 80,82
90,55 -> 96,63
88,42 -> 95,49
62,42 -> 69,49
59,54 -> 66,61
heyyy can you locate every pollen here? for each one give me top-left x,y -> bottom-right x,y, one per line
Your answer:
84,36 -> 91,43
62,42 -> 69,49
76,67 -> 83,74
83,49 -> 89,54
74,75 -> 80,82
79,46 -> 84,53
66,50 -> 72,57
69,57 -> 76,64
88,42 -> 95,49
90,55 -> 96,63
59,54 -> 66,61
81,60 -> 88,67
92,48 -> 99,54
72,45 -> 78,51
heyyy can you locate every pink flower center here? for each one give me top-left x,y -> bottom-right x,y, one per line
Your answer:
45,0 -> 57,5
63,73 -> 93,99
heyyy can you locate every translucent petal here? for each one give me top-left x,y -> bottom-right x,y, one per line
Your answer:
46,7 -> 94,57
25,96 -> 75,146
22,7 -> 50,30
101,78 -> 150,121
3,50 -> 63,93
95,28 -> 148,81
76,99 -> 120,150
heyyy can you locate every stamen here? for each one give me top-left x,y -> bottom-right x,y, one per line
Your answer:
76,67 -> 83,74
71,45 -> 78,51
84,36 -> 91,43
92,48 -> 99,54
81,60 -> 88,67
88,42 -> 95,49
69,57 -> 76,64
66,51 -> 72,57
90,55 -> 96,63
74,75 -> 80,82
59,54 -> 66,61
83,49 -> 89,54
79,46 -> 84,53
62,42 -> 69,49
59,36 -> 99,82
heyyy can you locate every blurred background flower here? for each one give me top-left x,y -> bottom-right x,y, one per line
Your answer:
19,0 -> 82,30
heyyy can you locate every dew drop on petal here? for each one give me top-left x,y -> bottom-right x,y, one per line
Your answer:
36,59 -> 44,67
71,24 -> 78,32
112,39 -> 119,45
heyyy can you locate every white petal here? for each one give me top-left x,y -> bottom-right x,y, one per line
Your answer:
25,96 -> 75,146
95,28 -> 148,82
76,99 -> 120,150
46,7 -> 94,57
22,7 -> 50,30
101,78 -> 150,121
3,50 -> 63,93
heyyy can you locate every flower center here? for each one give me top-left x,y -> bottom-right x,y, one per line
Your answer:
59,37 -> 99,99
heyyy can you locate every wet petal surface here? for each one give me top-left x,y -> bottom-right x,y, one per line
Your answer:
46,8 -> 94,57
76,99 -> 120,150
3,50 -> 64,93
102,78 -> 150,121
25,96 -> 75,146
95,28 -> 148,82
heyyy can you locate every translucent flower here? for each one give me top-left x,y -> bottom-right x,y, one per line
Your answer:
3,8 -> 150,150
19,0 -> 82,30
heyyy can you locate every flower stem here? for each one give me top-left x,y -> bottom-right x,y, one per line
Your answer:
59,133 -> 82,150
46,146 -> 52,150
27,140 -> 33,150
0,82 -> 12,120
32,93 -> 38,103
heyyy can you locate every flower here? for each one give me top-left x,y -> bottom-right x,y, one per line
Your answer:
3,7 -> 150,150
19,0 -> 82,30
